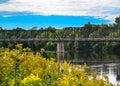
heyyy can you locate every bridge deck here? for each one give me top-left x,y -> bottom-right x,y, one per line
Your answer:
0,38 -> 120,42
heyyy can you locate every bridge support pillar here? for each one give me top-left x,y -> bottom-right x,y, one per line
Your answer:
57,42 -> 64,62
57,42 -> 64,53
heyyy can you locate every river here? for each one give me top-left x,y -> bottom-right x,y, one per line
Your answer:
44,51 -> 120,84
90,63 -> 120,84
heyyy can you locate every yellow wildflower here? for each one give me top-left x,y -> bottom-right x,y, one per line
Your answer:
40,48 -> 45,52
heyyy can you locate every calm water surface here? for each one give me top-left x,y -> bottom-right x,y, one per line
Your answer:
90,63 -> 120,84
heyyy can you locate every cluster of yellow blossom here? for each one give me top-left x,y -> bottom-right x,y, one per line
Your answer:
0,44 -> 118,86
21,74 -> 42,85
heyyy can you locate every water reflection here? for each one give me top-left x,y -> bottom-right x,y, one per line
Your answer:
64,51 -> 120,62
45,51 -> 120,84
90,63 -> 120,84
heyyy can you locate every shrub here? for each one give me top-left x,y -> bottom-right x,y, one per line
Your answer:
0,44 -> 117,86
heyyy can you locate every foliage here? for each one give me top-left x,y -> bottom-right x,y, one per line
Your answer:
115,16 -> 120,25
0,44 -> 118,86
0,16 -> 120,53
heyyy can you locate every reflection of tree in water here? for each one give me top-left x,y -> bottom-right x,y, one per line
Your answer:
116,64 -> 120,81
62,50 -> 120,64
44,49 -> 120,64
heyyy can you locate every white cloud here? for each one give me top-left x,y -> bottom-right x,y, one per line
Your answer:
0,0 -> 120,21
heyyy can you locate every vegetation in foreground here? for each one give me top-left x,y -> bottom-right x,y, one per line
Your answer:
0,44 -> 118,86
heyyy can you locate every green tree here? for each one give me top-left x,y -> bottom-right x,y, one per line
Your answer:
31,26 -> 38,30
115,16 -> 120,28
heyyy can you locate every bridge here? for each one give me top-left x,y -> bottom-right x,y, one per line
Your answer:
0,28 -> 120,42
1,38 -> 120,42
0,27 -> 120,58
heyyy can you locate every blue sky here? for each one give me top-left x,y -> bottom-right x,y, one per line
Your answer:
0,0 -> 120,29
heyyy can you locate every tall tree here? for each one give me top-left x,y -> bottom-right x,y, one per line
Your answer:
115,16 -> 120,28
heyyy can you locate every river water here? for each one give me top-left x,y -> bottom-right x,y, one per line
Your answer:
44,51 -> 120,84
90,63 -> 120,84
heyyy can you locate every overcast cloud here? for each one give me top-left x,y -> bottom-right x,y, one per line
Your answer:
0,0 -> 120,21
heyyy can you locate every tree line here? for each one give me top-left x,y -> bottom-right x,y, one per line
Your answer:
0,16 -> 120,55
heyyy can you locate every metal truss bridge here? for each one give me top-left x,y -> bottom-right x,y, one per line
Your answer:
0,28 -> 120,42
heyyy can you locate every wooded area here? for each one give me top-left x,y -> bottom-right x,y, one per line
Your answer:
0,16 -> 120,55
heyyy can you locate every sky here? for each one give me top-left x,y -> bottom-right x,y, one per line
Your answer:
0,0 -> 120,29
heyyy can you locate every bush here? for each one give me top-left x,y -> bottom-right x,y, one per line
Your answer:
0,44 -> 117,86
